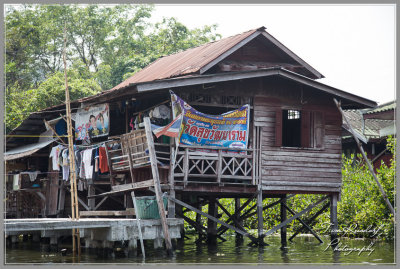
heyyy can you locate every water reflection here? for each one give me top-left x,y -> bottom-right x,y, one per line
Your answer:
5,235 -> 394,264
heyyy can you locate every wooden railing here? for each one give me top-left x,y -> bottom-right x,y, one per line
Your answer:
172,145 -> 255,186
105,130 -> 257,188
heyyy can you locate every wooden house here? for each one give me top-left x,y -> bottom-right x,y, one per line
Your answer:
5,26 -> 377,246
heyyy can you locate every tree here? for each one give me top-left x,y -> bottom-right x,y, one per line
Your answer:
5,4 -> 220,132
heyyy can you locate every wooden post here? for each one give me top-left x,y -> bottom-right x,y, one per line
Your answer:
217,150 -> 222,186
334,98 -> 394,215
131,191 -> 145,259
207,196 -> 218,244
143,117 -> 173,255
57,181 -> 66,217
280,194 -> 287,248
330,193 -> 338,243
168,146 -> 176,218
235,198 -> 243,239
257,188 -> 264,245
88,184 -> 95,211
63,22 -> 80,256
183,148 -> 189,187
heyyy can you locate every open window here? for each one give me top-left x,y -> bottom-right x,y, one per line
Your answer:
275,109 -> 324,148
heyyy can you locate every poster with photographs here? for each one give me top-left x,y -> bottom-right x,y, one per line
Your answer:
75,103 -> 109,140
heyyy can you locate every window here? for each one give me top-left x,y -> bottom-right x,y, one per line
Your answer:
282,110 -> 301,147
275,109 -> 324,148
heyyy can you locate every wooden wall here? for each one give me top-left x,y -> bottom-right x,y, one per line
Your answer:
253,80 -> 343,193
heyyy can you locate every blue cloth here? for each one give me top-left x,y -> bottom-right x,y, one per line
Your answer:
55,119 -> 67,135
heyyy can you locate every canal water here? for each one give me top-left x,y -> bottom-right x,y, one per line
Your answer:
5,234 -> 395,265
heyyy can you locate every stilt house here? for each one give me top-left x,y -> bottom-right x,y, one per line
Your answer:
5,26 -> 377,244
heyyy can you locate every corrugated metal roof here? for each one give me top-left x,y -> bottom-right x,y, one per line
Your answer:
364,100 -> 396,115
343,110 -> 395,141
110,27 -> 261,91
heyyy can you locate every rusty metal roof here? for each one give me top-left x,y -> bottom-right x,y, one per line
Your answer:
111,27 -> 261,91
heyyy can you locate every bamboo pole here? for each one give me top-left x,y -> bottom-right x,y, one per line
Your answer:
334,98 -> 395,215
63,22 -> 81,256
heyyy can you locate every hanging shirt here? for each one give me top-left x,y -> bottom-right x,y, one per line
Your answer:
82,149 -> 94,179
99,147 -> 109,173
49,145 -> 64,171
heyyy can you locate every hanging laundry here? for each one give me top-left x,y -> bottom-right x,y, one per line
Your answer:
20,171 -> 40,182
49,145 -> 64,171
99,147 -> 109,173
61,149 -> 70,181
82,148 -> 94,180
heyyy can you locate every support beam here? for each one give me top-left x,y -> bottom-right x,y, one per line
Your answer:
280,195 -> 287,248
235,198 -> 243,239
330,193 -> 338,243
261,195 -> 329,239
257,189 -> 264,245
289,202 -> 330,241
282,203 -> 323,243
207,197 -> 218,244
88,184 -> 95,210
160,192 -> 259,244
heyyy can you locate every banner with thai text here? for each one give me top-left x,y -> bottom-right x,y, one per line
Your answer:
75,103 -> 109,140
171,91 -> 250,149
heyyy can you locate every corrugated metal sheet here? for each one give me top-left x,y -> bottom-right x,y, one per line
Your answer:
110,28 -> 261,91
364,100 -> 395,115
343,110 -> 395,141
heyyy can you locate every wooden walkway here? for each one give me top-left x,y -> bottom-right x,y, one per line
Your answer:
4,218 -> 183,242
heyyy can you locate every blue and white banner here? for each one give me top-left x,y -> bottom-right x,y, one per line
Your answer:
170,91 -> 250,149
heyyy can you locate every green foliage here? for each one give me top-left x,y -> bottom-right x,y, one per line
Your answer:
5,4 -> 220,132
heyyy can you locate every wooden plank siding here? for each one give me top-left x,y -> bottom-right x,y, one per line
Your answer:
254,95 -> 342,193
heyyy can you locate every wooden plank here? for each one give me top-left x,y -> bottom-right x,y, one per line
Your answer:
144,117 -> 173,254
262,186 -> 341,193
260,150 -> 340,159
261,155 -> 341,164
261,175 -> 341,182
262,165 -> 341,173
80,209 -> 135,217
261,181 -> 341,187
262,170 -> 341,178
112,179 -> 155,192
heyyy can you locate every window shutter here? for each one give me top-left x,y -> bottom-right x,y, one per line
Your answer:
275,109 -> 282,147
314,111 -> 325,148
301,110 -> 311,148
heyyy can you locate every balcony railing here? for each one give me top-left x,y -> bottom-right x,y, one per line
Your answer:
172,145 -> 256,186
